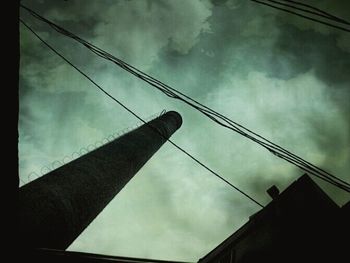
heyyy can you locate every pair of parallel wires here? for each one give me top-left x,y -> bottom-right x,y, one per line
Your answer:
249,0 -> 350,32
19,2 -> 350,209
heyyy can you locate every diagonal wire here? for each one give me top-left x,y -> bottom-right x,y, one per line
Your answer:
277,0 -> 350,24
265,0 -> 350,25
249,0 -> 350,33
19,4 -> 350,193
20,18 -> 265,208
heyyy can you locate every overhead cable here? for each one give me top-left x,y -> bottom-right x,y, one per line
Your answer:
20,4 -> 350,193
250,0 -> 350,33
20,18 -> 265,208
276,0 -> 350,25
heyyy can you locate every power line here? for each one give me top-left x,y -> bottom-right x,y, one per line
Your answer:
266,0 -> 350,25
277,0 -> 350,24
249,0 -> 350,33
20,18 -> 264,208
20,4 -> 350,193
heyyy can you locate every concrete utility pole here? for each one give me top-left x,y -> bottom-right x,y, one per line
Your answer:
19,111 -> 182,250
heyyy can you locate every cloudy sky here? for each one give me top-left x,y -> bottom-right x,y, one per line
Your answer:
19,0 -> 349,261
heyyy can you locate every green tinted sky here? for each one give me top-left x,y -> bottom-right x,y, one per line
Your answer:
19,0 -> 350,261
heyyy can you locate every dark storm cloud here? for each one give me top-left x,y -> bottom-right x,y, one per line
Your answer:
155,0 -> 350,95
270,23 -> 350,85
152,0 -> 350,196
21,0 -> 100,37
151,1 -> 282,96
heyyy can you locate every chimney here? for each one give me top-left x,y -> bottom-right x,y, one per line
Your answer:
19,111 -> 182,249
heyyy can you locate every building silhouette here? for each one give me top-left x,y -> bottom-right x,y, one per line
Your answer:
198,174 -> 349,263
